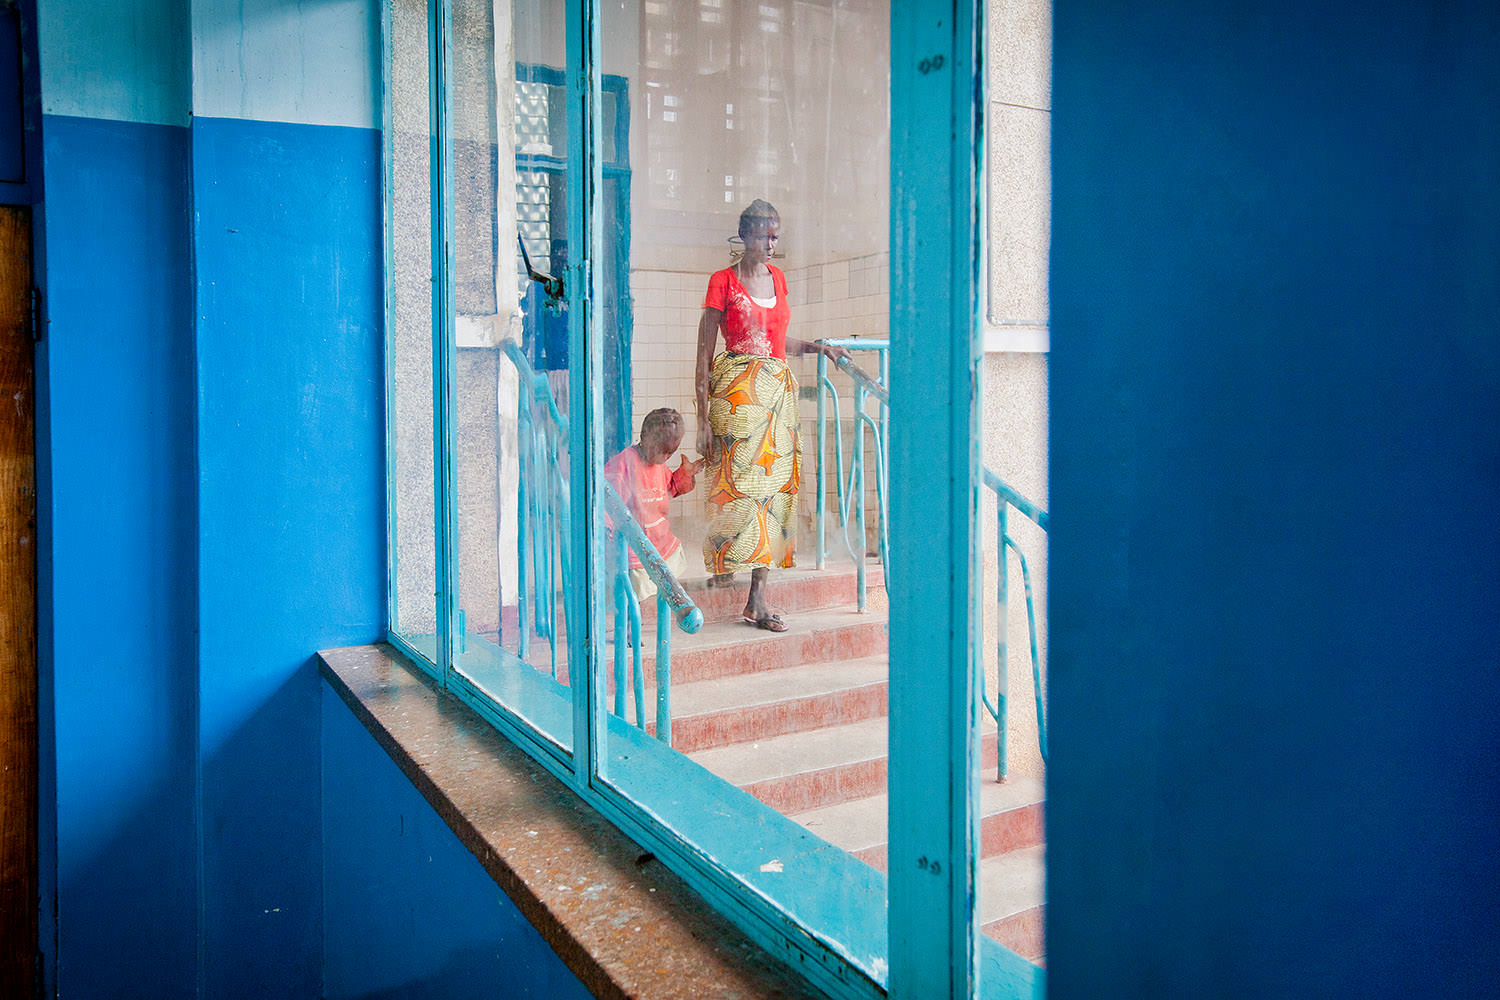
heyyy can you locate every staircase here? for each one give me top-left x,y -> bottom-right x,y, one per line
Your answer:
632,563 -> 1047,965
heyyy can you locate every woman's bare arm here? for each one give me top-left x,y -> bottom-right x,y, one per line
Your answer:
787,337 -> 850,363
695,307 -> 723,459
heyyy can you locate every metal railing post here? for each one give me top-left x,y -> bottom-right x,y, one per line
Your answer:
516,399 -> 531,660
816,351 -> 827,570
996,502 -> 1009,781
628,587 -> 644,727
820,374 -> 852,564
853,383 -> 867,611
613,536 -> 628,719
551,425 -> 572,676
980,469 -> 1050,778
655,592 -> 672,744
1017,540 -> 1046,764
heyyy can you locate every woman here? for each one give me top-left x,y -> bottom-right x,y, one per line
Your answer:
695,200 -> 846,631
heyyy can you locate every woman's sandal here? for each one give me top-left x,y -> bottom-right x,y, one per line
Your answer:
742,613 -> 788,633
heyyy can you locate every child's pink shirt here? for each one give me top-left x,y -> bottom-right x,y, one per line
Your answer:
603,445 -> 696,567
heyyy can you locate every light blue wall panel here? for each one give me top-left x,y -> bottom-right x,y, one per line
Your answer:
192,113 -> 385,997
36,0 -> 189,126
36,0 -> 378,129
322,686 -> 594,1000
1049,1 -> 1500,996
191,0 -> 380,129
40,112 -> 198,998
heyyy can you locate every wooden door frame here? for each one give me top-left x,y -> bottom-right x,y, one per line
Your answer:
1,201 -> 39,1000
2,1 -> 42,994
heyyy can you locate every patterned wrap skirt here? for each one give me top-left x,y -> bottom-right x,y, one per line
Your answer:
703,352 -> 800,573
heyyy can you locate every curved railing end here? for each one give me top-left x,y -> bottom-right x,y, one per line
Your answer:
676,605 -> 704,635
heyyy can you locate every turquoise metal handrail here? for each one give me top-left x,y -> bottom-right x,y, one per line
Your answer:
601,481 -> 704,745
502,340 -> 571,678
811,339 -> 1048,778
813,339 -> 889,611
981,468 -> 1048,781
499,341 -> 700,743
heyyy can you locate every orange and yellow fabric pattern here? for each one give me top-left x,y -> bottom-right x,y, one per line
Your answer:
703,351 -> 800,573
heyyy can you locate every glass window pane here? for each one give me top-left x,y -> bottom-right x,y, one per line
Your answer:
596,0 -> 891,984
450,0 -> 574,755
977,0 -> 1050,973
389,0 -> 437,660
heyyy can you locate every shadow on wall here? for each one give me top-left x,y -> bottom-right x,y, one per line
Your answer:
56,664 -> 324,997
55,660 -> 591,999
55,759 -> 199,997
321,681 -> 593,1000
336,942 -> 587,1000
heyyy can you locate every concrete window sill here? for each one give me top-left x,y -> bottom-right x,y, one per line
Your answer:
318,643 -> 824,1000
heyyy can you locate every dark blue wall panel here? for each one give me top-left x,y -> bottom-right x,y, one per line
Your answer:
1049,2 -> 1500,996
40,113 -> 198,998
1,6 -> 23,182
190,115 -> 385,997
322,687 -> 593,1000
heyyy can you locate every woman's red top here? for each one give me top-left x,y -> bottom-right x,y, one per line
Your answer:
703,264 -> 791,360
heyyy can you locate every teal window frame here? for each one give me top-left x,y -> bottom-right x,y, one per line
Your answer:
380,1 -> 1041,997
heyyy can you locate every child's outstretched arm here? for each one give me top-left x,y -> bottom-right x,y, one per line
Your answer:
670,455 -> 700,496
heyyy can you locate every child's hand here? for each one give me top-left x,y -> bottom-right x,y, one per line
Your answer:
677,455 -> 703,476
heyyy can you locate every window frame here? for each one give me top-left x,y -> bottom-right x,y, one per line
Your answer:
379,1 -> 1035,997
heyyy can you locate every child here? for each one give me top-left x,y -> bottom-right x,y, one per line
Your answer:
603,408 -> 701,602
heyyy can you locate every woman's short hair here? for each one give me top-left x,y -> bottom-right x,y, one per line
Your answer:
738,199 -> 781,240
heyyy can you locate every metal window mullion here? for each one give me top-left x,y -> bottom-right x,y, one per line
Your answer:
888,0 -> 984,995
430,0 -> 458,689
381,0 -> 400,644
566,0 -> 603,791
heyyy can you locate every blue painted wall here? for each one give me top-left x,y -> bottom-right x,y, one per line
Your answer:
322,687 -> 594,1000
33,1 -> 584,995
0,0 -> 42,205
36,0 -> 385,995
192,113 -> 385,995
40,113 -> 387,999
1049,1 -> 1500,996
1,6 -> 24,182
40,112 -> 198,999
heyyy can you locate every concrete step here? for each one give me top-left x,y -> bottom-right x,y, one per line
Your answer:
478,563 -> 885,636
498,602 -> 886,688
689,715 -> 999,815
689,717 -> 887,814
644,655 -> 888,754
641,563 -> 888,626
789,776 -> 1045,870
978,844 -> 1046,964
640,605 -> 887,685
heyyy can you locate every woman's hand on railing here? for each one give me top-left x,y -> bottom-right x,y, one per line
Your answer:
802,340 -> 851,364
